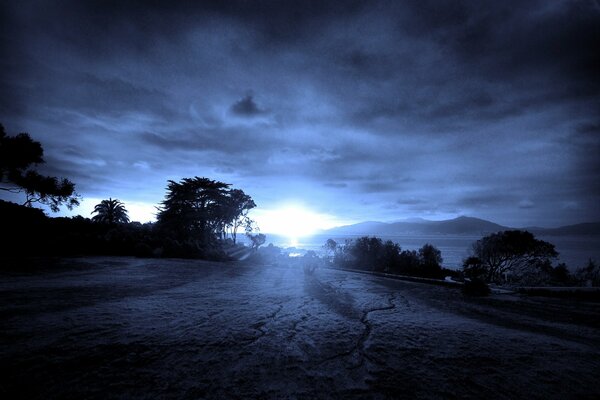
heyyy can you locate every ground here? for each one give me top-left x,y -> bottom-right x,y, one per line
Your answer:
1,257 -> 599,399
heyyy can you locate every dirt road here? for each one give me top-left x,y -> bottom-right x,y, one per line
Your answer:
1,257 -> 599,399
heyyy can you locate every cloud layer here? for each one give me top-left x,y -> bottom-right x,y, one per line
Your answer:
1,0 -> 599,226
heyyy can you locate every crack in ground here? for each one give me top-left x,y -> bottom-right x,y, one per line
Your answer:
243,304 -> 284,346
287,300 -> 312,341
350,293 -> 396,369
319,293 -> 396,368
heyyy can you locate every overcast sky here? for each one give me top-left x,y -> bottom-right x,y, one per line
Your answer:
1,0 -> 599,227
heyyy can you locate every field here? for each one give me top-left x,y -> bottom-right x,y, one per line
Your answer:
1,257 -> 599,399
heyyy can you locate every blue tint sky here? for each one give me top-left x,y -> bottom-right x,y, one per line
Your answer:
1,1 -> 599,227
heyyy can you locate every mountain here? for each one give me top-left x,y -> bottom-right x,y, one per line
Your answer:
324,216 -> 509,236
527,222 -> 600,236
413,216 -> 508,235
323,216 -> 600,237
321,221 -> 389,235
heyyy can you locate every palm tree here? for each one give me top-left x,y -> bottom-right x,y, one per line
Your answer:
91,198 -> 130,224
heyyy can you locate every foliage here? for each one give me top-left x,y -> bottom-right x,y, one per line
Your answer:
225,189 -> 256,244
462,278 -> 491,296
575,259 -> 600,287
418,243 -> 444,277
330,236 -> 445,279
247,233 -> 266,250
462,256 -> 487,280
551,263 -> 572,285
1,174 -> 259,261
323,238 -> 338,261
302,250 -> 321,274
156,177 -> 257,249
0,200 -> 148,257
469,230 -> 558,284
91,198 -> 130,225
0,126 -> 43,176
0,124 -> 80,211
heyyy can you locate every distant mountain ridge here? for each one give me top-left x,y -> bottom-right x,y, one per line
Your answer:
323,216 -> 600,237
527,222 -> 600,236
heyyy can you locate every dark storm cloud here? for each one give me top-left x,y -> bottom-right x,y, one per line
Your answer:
1,0 -> 599,225
230,95 -> 264,116
327,1 -> 600,135
141,126 -> 282,156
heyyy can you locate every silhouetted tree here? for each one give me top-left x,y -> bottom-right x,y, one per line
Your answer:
157,177 -> 258,249
247,233 -> 266,250
91,198 -> 130,225
225,188 -> 256,244
397,249 -> 420,274
381,240 -> 402,272
157,177 -> 230,243
576,259 -> 599,287
462,278 -> 491,296
470,230 -> 558,283
0,124 -> 80,211
350,236 -> 386,272
323,238 -> 338,261
551,263 -> 571,285
419,243 -> 442,267
330,236 -> 443,277
462,256 -> 487,280
418,243 -> 443,277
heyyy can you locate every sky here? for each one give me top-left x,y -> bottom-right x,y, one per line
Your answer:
1,0 -> 599,229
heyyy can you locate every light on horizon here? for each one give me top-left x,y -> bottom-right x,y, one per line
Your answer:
252,204 -> 341,240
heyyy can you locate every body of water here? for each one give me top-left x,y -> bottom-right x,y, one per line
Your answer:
251,233 -> 600,270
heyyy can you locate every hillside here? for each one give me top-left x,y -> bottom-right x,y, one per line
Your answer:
528,222 -> 600,236
325,216 -> 509,236
324,216 -> 600,237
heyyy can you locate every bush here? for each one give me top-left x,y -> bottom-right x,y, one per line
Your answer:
468,230 -> 558,284
575,259 -> 600,287
329,236 -> 445,279
134,242 -> 153,258
462,278 -> 491,296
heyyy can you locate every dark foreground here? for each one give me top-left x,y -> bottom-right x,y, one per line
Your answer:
1,257 -> 599,399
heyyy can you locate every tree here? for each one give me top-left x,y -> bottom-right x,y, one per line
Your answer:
419,243 -> 442,265
323,238 -> 338,262
247,232 -> 266,250
462,256 -> 487,280
0,124 -> 80,211
157,177 -> 230,242
91,198 -> 130,225
156,177 -> 258,246
419,243 -> 442,267
470,230 -> 558,283
350,236 -> 386,271
417,243 -> 443,278
576,259 -> 599,287
225,189 -> 256,244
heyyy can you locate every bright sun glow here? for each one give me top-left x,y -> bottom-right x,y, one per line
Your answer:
253,205 -> 340,240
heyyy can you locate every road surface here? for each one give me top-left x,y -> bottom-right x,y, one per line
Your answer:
1,257 -> 599,399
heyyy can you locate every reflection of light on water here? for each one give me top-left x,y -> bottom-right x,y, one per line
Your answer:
289,252 -> 303,258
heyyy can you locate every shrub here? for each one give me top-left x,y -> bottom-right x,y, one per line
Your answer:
462,278 -> 491,296
134,242 -> 153,258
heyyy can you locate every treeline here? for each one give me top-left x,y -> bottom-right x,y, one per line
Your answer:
1,124 -> 264,260
323,237 -> 458,280
0,176 -> 263,260
0,200 -> 155,257
322,231 -> 599,289
463,230 -> 599,287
